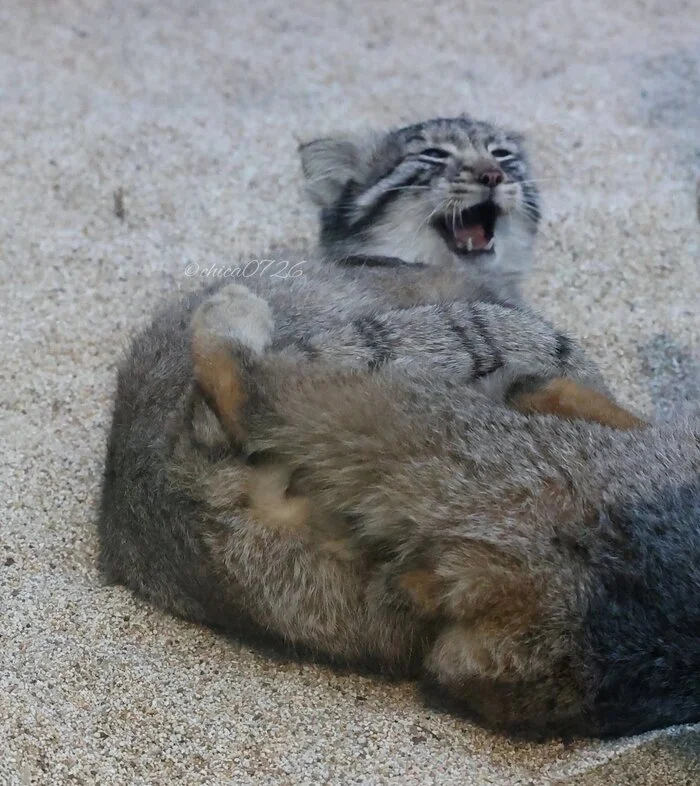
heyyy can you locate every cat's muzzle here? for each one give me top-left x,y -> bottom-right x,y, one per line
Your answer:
431,200 -> 500,257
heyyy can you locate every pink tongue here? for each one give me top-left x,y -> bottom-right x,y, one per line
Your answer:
454,223 -> 488,250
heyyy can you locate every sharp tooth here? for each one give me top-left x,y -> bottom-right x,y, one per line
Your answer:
466,237 -> 473,252
485,238 -> 495,251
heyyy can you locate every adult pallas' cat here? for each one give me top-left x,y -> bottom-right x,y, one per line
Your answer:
191,285 -> 699,739
99,276 -> 651,739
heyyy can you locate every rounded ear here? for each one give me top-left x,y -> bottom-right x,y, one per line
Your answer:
298,136 -> 362,208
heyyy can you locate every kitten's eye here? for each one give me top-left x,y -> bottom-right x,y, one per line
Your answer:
489,147 -> 515,160
419,148 -> 450,160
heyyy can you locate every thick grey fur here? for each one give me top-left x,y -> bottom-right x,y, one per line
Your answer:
98,116 -> 661,738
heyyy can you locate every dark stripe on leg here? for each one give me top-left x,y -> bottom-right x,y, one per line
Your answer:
293,337 -> 320,361
470,309 -> 504,378
555,333 -> 573,369
445,311 -> 482,376
354,316 -> 395,370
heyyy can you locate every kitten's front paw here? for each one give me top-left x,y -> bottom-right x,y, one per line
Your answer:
192,283 -> 274,355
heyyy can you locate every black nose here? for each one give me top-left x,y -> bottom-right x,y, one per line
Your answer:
478,167 -> 504,188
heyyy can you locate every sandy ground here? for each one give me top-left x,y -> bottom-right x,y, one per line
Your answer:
1,1 -> 700,783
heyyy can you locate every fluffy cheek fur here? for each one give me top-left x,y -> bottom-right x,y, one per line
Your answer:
492,181 -> 525,215
360,196 -> 450,266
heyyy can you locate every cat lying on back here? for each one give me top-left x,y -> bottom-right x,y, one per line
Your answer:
191,285 -> 700,739
99,115 -> 643,737
99,276 -> 643,737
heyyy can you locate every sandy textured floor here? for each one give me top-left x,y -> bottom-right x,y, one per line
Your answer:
2,1 -> 699,783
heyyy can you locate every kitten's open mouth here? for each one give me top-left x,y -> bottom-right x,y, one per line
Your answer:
432,201 -> 500,256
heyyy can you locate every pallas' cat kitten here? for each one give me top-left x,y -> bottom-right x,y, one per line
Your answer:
301,114 -> 540,302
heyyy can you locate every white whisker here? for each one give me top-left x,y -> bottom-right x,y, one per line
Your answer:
380,185 -> 432,193
408,201 -> 446,249
516,178 -> 568,187
517,204 -> 541,222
